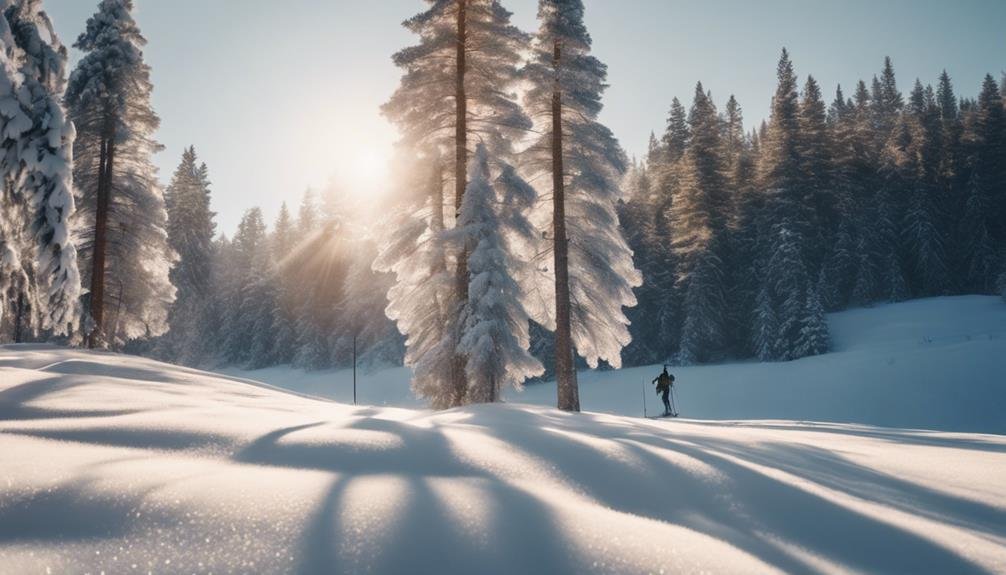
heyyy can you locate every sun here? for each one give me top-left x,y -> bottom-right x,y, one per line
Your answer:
344,147 -> 387,195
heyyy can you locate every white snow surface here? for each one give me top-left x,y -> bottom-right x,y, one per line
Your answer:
228,295 -> 1006,435
2,333 -> 1005,573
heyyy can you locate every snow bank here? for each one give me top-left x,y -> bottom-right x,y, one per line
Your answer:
1,344 -> 1005,573
230,296 -> 1006,434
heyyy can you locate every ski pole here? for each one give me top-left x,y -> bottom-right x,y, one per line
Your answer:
641,378 -> 648,418
671,387 -> 679,417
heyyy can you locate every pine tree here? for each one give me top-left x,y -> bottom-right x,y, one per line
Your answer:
375,159 -> 459,406
1,0 -> 80,336
296,188 -> 318,235
798,75 -> 833,269
455,144 -> 544,402
819,207 -> 856,310
670,83 -> 730,363
523,0 -> 640,410
962,75 -> 1005,281
763,226 -> 828,360
753,284 -> 779,361
0,7 -> 36,340
270,202 -> 297,363
221,208 -> 273,367
758,49 -> 814,261
67,0 -> 174,348
272,202 -> 294,262
382,0 -> 532,407
159,147 -> 215,365
960,170 -> 998,293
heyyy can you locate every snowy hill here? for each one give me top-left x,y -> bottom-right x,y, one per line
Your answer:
227,296 -> 1006,434
2,344 -> 1005,574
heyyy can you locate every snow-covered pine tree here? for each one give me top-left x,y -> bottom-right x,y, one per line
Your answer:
797,75 -> 834,271
960,75 -> 1005,290
651,96 -> 691,361
621,156 -> 673,366
453,144 -> 544,402
960,169 -> 998,293
758,49 -> 815,264
270,202 -> 297,363
381,0 -> 532,407
159,147 -> 215,365
721,95 -> 762,357
764,226 -> 828,360
272,202 -> 294,262
753,283 -> 779,361
524,0 -> 640,409
818,202 -> 857,310
670,83 -> 730,364
375,159 -> 460,407
220,208 -> 273,367
795,282 -> 829,358
2,0 -> 80,336
296,188 -> 318,235
67,0 -> 174,348
0,5 -> 34,339
754,49 -> 830,356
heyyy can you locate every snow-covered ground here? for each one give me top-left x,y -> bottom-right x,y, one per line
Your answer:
1,341 -> 1005,573
226,295 -> 1006,434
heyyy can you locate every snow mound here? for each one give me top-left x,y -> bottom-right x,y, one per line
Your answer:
2,344 -> 1005,574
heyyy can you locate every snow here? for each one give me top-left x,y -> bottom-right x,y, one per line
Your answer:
230,295 -> 1006,435
2,324 -> 1005,572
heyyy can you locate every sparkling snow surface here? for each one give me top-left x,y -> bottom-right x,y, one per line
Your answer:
2,339 -> 1005,573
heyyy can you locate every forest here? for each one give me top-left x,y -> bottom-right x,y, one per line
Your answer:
1,0 -> 1004,411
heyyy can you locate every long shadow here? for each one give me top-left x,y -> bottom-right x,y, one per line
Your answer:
0,375 -> 146,422
467,407 -> 993,574
232,415 -> 582,574
0,480 -> 137,542
679,419 -> 1006,453
682,436 -> 1006,541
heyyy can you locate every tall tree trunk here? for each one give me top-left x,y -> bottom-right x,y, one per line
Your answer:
552,39 -> 579,412
87,119 -> 115,349
450,0 -> 469,406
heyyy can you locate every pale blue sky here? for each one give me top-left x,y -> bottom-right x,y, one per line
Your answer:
45,0 -> 1006,234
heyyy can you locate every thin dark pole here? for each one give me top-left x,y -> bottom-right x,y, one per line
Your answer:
352,334 -> 357,406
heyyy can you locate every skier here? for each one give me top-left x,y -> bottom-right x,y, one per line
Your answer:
652,366 -> 675,416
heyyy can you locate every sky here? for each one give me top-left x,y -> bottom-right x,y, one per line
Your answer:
45,0 -> 1006,235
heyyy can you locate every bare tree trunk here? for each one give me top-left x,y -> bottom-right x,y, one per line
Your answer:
450,0 -> 469,407
552,39 -> 579,412
87,119 -> 115,349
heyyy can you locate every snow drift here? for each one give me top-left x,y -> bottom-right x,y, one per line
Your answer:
1,344 -> 1004,574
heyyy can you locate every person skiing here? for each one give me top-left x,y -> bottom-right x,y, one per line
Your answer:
652,366 -> 675,416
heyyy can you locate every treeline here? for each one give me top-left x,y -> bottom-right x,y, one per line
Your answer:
149,152 -> 403,370
620,52 -> 1006,366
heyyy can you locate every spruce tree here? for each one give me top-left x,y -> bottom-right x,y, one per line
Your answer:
160,147 -> 215,364
67,0 -> 174,348
1,0 -> 80,336
798,75 -> 833,269
454,144 -> 544,402
270,202 -> 297,363
963,75 -> 1005,274
670,83 -> 730,363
